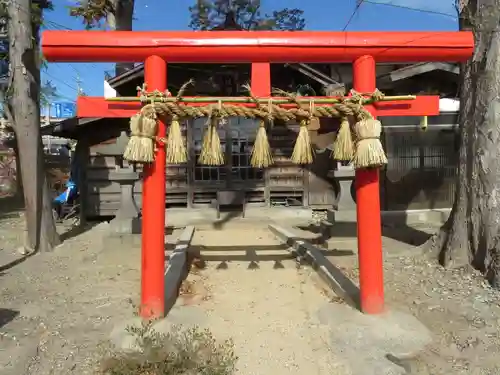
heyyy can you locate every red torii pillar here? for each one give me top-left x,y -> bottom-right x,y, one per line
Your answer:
141,56 -> 167,317
353,55 -> 383,313
41,30 -> 473,317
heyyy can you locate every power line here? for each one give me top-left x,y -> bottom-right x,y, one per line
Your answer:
342,0 -> 458,32
44,71 -> 78,93
6,0 -> 103,80
343,0 -> 365,31
45,20 -> 73,31
43,22 -> 102,71
43,23 -> 85,82
362,1 -> 457,19
42,20 -> 104,95
9,0 -> 105,76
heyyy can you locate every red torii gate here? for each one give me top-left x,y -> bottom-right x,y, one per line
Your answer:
42,30 -> 473,318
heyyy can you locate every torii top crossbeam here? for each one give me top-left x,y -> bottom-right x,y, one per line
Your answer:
42,31 -> 474,63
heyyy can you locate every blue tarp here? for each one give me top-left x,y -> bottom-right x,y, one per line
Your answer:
53,147 -> 80,205
54,180 -> 78,204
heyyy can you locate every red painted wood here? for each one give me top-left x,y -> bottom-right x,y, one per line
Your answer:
77,97 -> 141,118
251,63 -> 271,96
140,56 -> 167,319
353,55 -> 385,315
42,31 -> 474,63
77,96 -> 440,119
56,29 -> 473,318
375,96 -> 439,117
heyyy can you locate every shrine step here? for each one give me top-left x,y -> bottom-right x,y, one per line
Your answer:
324,208 -> 450,227
165,206 -> 313,228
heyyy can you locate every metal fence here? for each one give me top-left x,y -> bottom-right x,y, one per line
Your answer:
381,114 -> 459,211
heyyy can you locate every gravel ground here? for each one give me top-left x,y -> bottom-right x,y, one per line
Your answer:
0,205 -> 181,375
182,263 -> 349,375
0,218 -> 139,375
284,216 -> 500,374
385,258 -> 500,374
2,202 -> 500,375
184,228 -> 350,375
335,239 -> 500,374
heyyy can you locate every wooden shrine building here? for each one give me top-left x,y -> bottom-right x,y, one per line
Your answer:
43,61 -> 460,219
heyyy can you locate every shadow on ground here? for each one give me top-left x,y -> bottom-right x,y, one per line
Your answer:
211,207 -> 244,230
0,251 -> 37,274
297,221 -> 434,247
0,308 -> 19,329
0,195 -> 23,221
176,243 -> 354,270
0,194 -> 105,243
272,229 -> 362,310
59,220 -> 105,242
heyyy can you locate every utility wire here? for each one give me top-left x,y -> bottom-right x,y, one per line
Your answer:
44,71 -> 79,93
363,0 -> 457,19
343,0 -> 365,31
342,0 -> 457,32
45,19 -> 73,31
6,0 -> 100,95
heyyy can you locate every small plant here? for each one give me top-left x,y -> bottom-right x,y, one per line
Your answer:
100,321 -> 237,375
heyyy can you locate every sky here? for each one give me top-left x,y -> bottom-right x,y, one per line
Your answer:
41,0 -> 458,103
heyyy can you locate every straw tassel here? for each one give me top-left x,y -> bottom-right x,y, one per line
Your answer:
291,119 -> 314,164
352,118 -> 388,169
123,112 -> 159,163
166,115 -> 187,164
198,116 -> 224,165
332,117 -> 354,161
251,119 -> 273,168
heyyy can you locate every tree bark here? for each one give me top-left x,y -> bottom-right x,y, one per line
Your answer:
8,0 -> 60,252
108,0 -> 135,76
12,136 -> 22,197
427,0 -> 500,287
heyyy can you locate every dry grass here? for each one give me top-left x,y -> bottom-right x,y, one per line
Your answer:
99,322 -> 237,375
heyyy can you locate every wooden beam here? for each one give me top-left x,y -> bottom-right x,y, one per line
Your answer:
77,97 -> 140,118
377,63 -> 459,89
375,96 -> 439,117
42,30 -> 474,63
75,138 -> 89,225
107,64 -> 145,87
78,95 -> 440,119
391,62 -> 459,82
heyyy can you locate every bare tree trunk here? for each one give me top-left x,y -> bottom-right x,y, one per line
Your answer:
426,0 -> 500,287
7,0 -> 60,252
38,138 -> 60,252
108,0 -> 135,76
